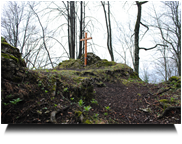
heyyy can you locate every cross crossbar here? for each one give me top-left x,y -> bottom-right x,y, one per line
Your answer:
80,32 -> 92,66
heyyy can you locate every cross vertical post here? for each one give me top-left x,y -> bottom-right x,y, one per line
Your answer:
80,32 -> 92,66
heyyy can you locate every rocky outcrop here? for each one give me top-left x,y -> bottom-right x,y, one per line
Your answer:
1,37 -> 34,105
1,37 -> 26,82
56,52 -> 116,69
1,37 -> 42,103
80,52 -> 101,65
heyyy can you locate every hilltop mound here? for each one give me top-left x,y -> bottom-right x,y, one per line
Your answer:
55,52 -> 116,70
1,37 -> 181,124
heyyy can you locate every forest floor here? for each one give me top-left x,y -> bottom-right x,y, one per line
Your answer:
93,81 -> 181,124
2,68 -> 181,124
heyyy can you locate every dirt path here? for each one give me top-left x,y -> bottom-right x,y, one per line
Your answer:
2,69 -> 181,124
93,81 -> 181,124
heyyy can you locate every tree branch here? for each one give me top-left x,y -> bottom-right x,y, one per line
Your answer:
139,44 -> 168,51
140,21 -> 149,40
29,4 -> 54,68
139,1 -> 148,5
46,36 -> 69,58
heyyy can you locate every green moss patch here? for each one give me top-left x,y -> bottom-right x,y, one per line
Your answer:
168,76 -> 181,88
1,53 -> 19,63
1,42 -> 14,48
55,53 -> 117,70
169,76 -> 181,81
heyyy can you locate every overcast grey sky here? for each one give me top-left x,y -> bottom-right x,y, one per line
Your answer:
0,1 -> 176,83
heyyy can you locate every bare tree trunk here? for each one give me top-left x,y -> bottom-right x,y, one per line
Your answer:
67,1 -> 75,59
134,1 -> 145,74
67,1 -> 71,59
108,1 -> 114,61
134,1 -> 169,77
101,1 -> 114,61
70,1 -> 75,59
78,1 -> 83,59
82,1 -> 85,56
164,46 -> 168,81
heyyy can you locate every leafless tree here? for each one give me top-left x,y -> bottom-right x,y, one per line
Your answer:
1,1 -> 38,53
1,1 -> 47,68
152,1 -> 181,76
101,1 -> 114,61
48,1 -> 84,60
67,1 -> 76,59
78,1 -> 86,59
114,20 -> 135,66
29,4 -> 54,68
1,1 -> 24,48
133,1 -> 168,75
45,1 -> 95,60
153,34 -> 180,82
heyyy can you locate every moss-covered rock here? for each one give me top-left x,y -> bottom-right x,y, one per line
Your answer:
1,37 -> 7,42
1,37 -> 29,105
1,37 -> 26,82
80,52 -> 101,65
56,53 -> 116,70
169,76 -> 181,81
159,99 -> 172,110
168,76 -> 181,88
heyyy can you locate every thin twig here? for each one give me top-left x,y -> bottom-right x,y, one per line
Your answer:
144,97 -> 151,105
144,117 -> 149,122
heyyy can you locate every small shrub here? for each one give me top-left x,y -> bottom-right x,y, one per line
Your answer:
93,113 -> 99,118
84,105 -> 92,112
104,112 -> 108,116
91,99 -> 98,104
10,98 -> 22,105
78,99 -> 84,107
105,106 -> 110,111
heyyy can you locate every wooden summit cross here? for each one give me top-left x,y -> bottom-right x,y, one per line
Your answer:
80,32 -> 92,66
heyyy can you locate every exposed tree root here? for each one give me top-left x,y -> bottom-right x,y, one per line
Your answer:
156,87 -> 171,95
50,105 -> 71,123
